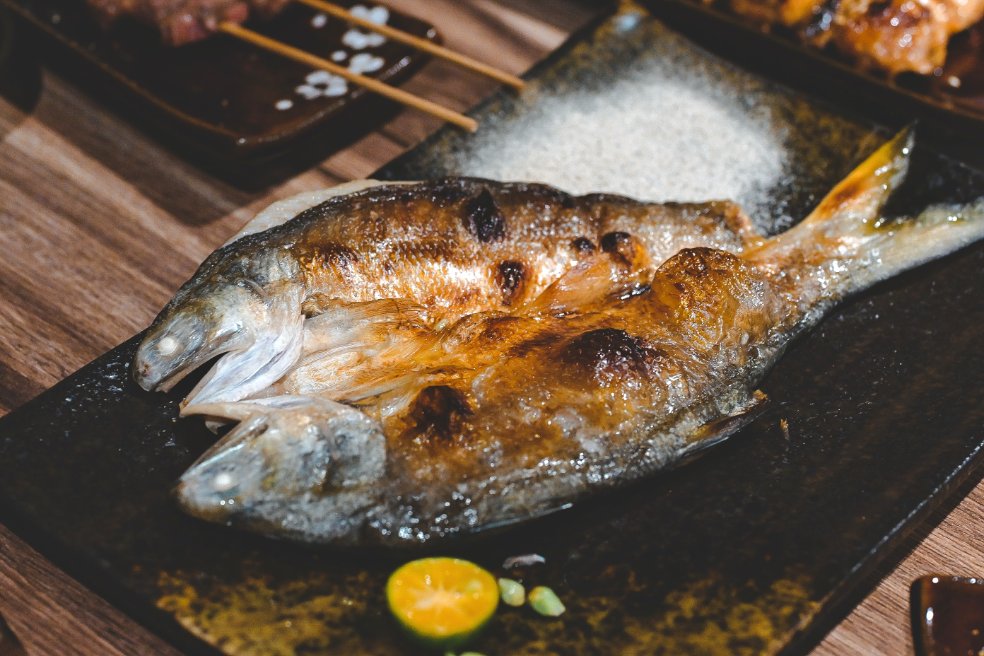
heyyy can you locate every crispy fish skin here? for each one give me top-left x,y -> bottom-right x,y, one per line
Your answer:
134,179 -> 759,407
287,183 -> 755,317
151,131 -> 984,546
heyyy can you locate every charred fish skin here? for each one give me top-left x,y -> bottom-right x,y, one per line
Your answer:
278,181 -> 761,319
165,131 -> 984,546
134,178 -> 760,407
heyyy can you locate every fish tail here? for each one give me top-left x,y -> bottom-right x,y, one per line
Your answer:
747,126 -> 984,302
799,125 -> 914,232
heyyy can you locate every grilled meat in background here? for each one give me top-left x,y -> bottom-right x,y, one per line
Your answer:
723,0 -> 984,74
85,0 -> 290,45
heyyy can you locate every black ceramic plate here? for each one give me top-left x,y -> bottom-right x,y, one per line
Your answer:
1,0 -> 437,180
0,5 -> 983,656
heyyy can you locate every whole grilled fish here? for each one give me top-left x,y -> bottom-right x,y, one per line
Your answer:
136,129 -> 984,546
135,179 -> 759,407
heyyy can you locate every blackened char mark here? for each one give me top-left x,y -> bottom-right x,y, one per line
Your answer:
571,237 -> 596,254
561,328 -> 662,386
600,231 -> 635,267
463,189 -> 506,243
409,385 -> 473,440
497,260 -> 526,306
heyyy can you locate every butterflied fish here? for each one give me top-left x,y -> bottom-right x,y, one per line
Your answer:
135,129 -> 984,546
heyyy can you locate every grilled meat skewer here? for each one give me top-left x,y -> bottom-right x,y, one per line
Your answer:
86,0 -> 290,45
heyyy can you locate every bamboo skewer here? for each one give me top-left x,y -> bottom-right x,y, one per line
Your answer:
295,0 -> 526,91
218,21 -> 479,132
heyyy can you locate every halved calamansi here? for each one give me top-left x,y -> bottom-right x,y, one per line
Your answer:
386,557 -> 499,650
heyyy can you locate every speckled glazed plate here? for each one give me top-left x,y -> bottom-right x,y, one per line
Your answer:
1,0 -> 437,176
1,4 -> 983,656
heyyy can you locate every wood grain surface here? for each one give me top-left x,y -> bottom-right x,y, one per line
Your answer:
0,1 -> 980,654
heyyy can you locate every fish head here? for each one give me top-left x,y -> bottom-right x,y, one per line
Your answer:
134,282 -> 265,391
175,397 -> 387,543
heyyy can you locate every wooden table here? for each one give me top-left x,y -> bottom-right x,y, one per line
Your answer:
0,1 -> 980,653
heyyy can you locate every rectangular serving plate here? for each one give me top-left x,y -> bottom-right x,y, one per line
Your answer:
0,0 -> 438,184
0,4 -> 982,656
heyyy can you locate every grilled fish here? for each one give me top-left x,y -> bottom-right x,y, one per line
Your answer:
135,129 -> 984,545
135,180 -> 759,407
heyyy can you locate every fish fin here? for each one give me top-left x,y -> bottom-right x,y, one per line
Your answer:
282,298 -> 435,399
301,296 -> 424,326
801,125 -> 914,228
181,282 -> 306,408
748,126 -> 984,299
745,126 -> 913,269
680,390 -> 769,459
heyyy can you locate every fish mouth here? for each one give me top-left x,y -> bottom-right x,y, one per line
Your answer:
133,328 -> 240,392
171,413 -> 262,523
138,356 -> 206,393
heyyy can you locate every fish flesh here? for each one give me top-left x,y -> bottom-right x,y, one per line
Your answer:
135,129 -> 984,545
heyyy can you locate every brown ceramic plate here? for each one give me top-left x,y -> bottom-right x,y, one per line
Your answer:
911,575 -> 984,656
1,0 -> 438,180
648,0 -> 984,164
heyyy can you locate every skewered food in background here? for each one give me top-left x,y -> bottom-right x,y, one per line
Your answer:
723,0 -> 984,74
86,0 -> 290,45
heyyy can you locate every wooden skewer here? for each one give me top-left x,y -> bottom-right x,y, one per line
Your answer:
295,0 -> 526,91
218,21 -> 478,132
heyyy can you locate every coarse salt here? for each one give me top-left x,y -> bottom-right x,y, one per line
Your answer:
452,38 -> 788,225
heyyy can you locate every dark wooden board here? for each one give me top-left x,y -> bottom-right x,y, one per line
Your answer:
0,6 -> 983,655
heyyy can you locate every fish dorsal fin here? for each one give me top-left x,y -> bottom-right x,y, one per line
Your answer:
695,200 -> 764,247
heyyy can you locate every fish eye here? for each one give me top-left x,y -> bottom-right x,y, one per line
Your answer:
157,336 -> 179,356
212,471 -> 237,493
